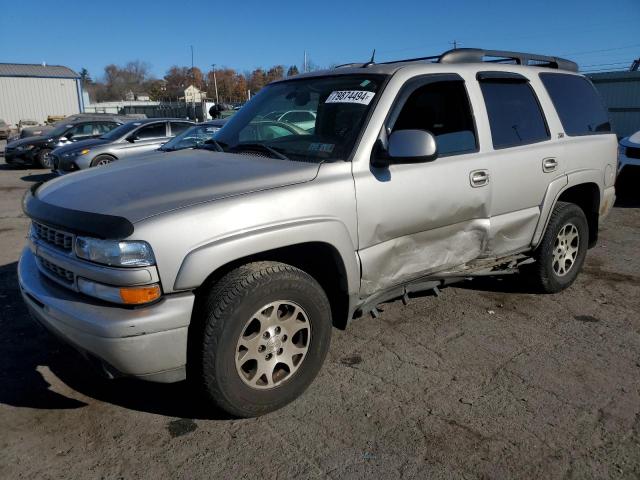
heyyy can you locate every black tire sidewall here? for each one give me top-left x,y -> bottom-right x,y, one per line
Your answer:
538,204 -> 589,291
201,266 -> 332,417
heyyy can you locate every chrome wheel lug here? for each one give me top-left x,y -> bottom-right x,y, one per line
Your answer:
274,326 -> 281,334
258,345 -> 265,353
265,353 -> 272,360
263,332 -> 270,339
277,348 -> 283,355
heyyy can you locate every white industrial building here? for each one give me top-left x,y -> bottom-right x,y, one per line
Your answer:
0,63 -> 83,126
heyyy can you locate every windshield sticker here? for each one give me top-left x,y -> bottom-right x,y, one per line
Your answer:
309,142 -> 335,153
360,80 -> 371,87
325,90 -> 375,105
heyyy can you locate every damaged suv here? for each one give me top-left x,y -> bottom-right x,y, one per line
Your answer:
19,48 -> 616,417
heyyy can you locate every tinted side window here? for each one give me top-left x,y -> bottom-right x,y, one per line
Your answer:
393,80 -> 477,156
540,73 -> 611,136
136,123 -> 166,139
479,80 -> 549,149
170,122 -> 191,136
69,123 -> 94,137
95,122 -> 119,134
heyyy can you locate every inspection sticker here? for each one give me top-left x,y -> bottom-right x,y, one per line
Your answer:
325,90 -> 375,105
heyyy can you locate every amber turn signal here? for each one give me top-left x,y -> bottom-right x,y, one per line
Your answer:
119,284 -> 162,305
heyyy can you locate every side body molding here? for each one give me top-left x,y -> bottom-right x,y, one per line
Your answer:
173,218 -> 361,295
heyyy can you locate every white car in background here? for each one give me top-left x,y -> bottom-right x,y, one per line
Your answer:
618,130 -> 640,176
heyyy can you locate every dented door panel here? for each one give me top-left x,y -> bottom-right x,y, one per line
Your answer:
354,153 -> 491,296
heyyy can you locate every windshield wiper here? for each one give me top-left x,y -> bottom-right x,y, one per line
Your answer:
231,143 -> 290,161
200,138 -> 225,152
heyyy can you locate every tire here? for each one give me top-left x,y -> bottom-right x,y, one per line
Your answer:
37,148 -> 53,169
525,201 -> 589,293
90,155 -> 115,167
189,261 -> 332,417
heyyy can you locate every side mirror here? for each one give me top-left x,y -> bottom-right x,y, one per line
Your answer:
372,129 -> 438,168
59,136 -> 68,142
126,135 -> 139,143
387,129 -> 437,163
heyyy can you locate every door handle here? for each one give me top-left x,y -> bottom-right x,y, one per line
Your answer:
542,157 -> 558,173
469,169 -> 489,187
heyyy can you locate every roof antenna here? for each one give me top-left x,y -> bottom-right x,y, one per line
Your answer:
363,49 -> 376,68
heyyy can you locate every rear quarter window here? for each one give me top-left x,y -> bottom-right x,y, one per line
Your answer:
539,73 -> 611,136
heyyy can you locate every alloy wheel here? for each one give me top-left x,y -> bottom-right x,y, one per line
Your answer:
552,223 -> 579,276
235,300 -> 311,389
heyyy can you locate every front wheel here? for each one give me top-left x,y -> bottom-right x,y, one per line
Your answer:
524,201 -> 589,293
189,261 -> 332,417
37,148 -> 53,169
90,155 -> 115,167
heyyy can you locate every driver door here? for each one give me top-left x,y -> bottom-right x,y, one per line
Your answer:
354,74 -> 491,296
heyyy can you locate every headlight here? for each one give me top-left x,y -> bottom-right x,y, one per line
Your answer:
17,145 -> 35,151
74,237 -> 156,267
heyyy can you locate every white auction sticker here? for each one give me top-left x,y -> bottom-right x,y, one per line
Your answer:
325,90 -> 375,105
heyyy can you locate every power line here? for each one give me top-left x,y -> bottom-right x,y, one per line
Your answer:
561,43 -> 640,57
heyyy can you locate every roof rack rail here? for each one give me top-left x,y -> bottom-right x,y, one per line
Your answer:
438,48 -> 578,72
334,48 -> 578,72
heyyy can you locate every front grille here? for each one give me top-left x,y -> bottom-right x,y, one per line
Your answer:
33,222 -> 74,251
39,257 -> 74,284
626,146 -> 640,160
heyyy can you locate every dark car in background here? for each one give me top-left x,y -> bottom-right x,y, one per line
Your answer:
52,118 -> 193,174
4,120 -> 122,168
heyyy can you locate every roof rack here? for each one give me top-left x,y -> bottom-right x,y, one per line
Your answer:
335,48 -> 578,72
438,48 -> 578,72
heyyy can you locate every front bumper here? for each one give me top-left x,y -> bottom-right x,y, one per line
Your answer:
5,149 -> 38,165
18,248 -> 195,383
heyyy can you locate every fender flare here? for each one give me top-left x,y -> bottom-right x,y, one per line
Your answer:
531,170 -> 602,248
173,217 -> 360,294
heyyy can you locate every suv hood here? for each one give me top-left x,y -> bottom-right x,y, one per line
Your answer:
35,149 -> 321,224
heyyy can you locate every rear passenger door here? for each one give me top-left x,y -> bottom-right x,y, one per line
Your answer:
477,72 -> 564,256
118,122 -> 169,158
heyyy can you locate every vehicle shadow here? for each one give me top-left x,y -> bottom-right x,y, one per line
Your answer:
20,173 -> 55,183
0,261 -> 231,420
451,275 -> 542,295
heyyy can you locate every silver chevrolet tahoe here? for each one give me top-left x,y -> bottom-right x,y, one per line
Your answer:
19,48 -> 617,417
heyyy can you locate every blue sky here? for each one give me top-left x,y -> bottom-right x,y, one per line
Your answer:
2,0 -> 639,79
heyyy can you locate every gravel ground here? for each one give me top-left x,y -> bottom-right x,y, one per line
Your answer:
0,154 -> 639,479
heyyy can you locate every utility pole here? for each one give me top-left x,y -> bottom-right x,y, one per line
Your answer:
303,50 -> 308,73
190,45 -> 196,120
450,40 -> 460,50
211,64 -> 219,104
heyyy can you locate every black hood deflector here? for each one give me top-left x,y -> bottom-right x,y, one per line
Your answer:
23,185 -> 134,239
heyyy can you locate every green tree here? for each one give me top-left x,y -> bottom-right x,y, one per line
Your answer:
286,65 -> 299,77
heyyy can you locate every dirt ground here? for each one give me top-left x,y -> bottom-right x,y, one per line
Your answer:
0,147 -> 639,479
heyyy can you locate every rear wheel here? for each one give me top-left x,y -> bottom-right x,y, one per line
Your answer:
37,148 -> 53,169
90,155 -> 115,167
525,201 -> 589,293
189,261 -> 332,417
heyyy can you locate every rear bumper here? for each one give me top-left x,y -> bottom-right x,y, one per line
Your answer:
18,248 -> 194,383
600,186 -> 616,223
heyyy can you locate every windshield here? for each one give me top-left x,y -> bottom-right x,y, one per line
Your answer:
99,122 -> 140,141
213,74 -> 386,162
160,124 -> 222,151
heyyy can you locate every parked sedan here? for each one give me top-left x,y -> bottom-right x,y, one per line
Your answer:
4,120 -> 122,168
52,118 -> 193,174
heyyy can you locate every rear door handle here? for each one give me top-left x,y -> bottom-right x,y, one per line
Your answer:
542,157 -> 558,173
470,169 -> 489,187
